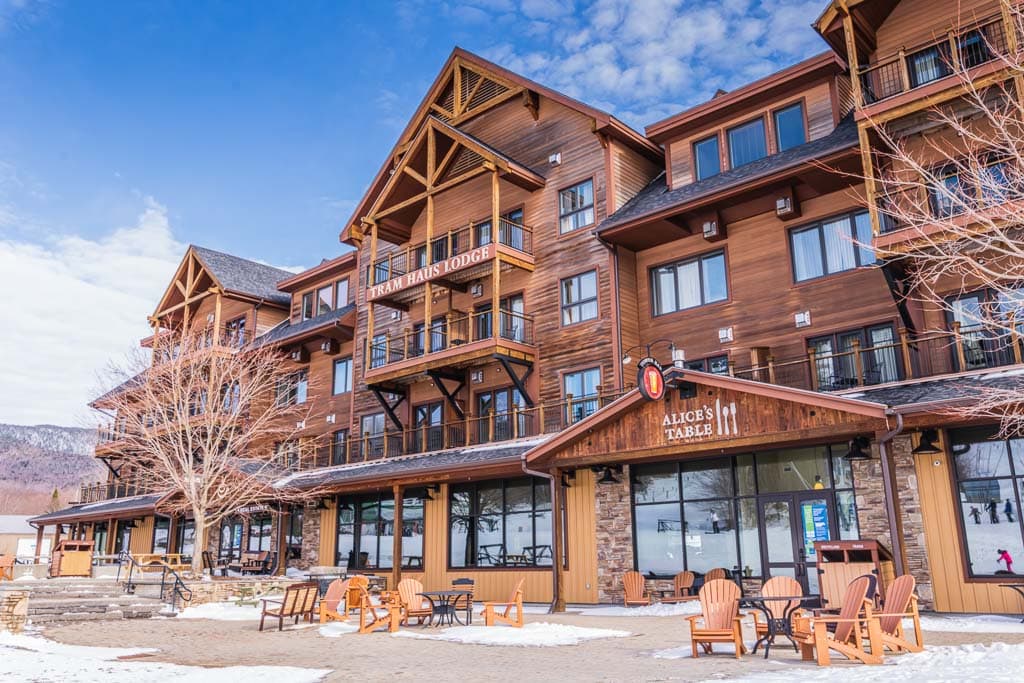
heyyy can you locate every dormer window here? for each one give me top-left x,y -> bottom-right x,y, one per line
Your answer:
773,102 -> 806,152
728,117 -> 767,168
301,292 -> 315,321
693,135 -> 721,181
317,285 -> 332,316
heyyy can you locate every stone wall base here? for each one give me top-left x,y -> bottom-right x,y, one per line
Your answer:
181,578 -> 297,607
0,589 -> 29,633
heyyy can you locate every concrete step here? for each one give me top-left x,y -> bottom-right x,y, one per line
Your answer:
29,610 -> 126,624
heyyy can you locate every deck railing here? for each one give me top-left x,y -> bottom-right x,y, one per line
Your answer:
152,323 -> 251,364
76,479 -> 155,504
368,310 -> 535,370
369,218 -> 534,287
859,13 -> 1008,105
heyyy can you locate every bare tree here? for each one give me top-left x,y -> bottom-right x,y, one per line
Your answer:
95,324 -> 322,574
861,0 -> 1024,434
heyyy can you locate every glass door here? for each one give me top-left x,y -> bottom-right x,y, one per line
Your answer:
795,494 -> 833,596
759,494 -> 835,595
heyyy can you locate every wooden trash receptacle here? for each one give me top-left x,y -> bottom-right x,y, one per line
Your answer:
814,539 -> 895,610
49,540 -> 95,578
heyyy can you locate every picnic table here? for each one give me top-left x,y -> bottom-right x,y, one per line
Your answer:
739,594 -> 820,658
419,589 -> 473,627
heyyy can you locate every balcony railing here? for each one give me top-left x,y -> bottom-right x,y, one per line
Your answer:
76,480 -> 153,504
859,13 -> 1008,106
369,218 -> 534,287
368,310 -> 535,370
153,323 -> 250,364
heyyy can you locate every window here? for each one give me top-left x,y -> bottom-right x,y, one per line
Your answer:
560,270 -> 598,325
929,169 -> 968,218
220,381 -> 240,413
564,367 -> 600,423
790,211 -> 874,282
930,158 -> 1013,218
152,516 -> 170,554
275,370 -> 308,406
361,413 -> 385,436
218,518 -> 243,561
693,135 -> 721,181
175,519 -> 195,557
773,103 -> 806,152
475,209 -> 525,249
951,427 -> 1024,577
275,441 -> 299,469
317,285 -> 333,315
651,251 -> 727,316
907,44 -> 951,89
558,179 -> 595,233
476,387 -> 527,443
684,355 -> 730,375
947,290 -> 1022,371
369,334 -> 386,368
335,278 -> 349,307
331,429 -> 348,465
301,292 -> 315,321
728,118 -> 767,168
333,357 -> 352,395
286,506 -> 303,560
224,316 -> 247,348
808,324 -> 901,390
336,493 -> 424,570
449,478 -> 552,568
412,401 -> 444,453
247,515 -> 273,552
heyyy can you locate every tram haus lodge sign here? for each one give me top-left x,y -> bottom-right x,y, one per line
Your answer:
368,243 -> 495,300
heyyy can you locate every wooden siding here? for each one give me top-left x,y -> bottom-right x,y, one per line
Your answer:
563,468 -> 598,603
916,432 -> 1022,613
667,80 -> 839,189
872,0 -> 1000,63
611,140 -> 661,212
129,516 -> 155,555
617,247 -> 641,370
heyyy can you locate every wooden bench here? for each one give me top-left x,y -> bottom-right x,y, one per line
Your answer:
259,581 -> 318,632
229,551 -> 269,575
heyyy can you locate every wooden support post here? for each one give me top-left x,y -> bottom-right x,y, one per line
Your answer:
851,339 -> 864,386
767,356 -> 777,384
807,349 -> 819,391
34,525 -> 44,563
367,220 -> 378,373
727,360 -> 736,377
947,33 -> 961,72
550,469 -> 566,612
213,291 -> 222,346
841,8 -> 864,106
488,410 -> 495,442
897,49 -> 911,94
491,168 -> 501,329
425,283 -> 433,353
512,405 -> 520,439
953,321 -> 968,371
858,125 -> 883,236
900,330 -> 914,379
464,413 -> 471,446
276,508 -> 288,576
539,403 -> 546,434
565,393 -> 574,426
392,485 -> 403,591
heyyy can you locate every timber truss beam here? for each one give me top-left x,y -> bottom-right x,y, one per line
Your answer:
426,369 -> 466,419
371,385 -> 408,431
496,355 -> 535,407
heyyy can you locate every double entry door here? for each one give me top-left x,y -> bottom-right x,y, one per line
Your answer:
758,493 -> 836,595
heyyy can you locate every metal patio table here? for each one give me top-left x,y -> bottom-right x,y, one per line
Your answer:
739,594 -> 819,658
419,589 -> 473,627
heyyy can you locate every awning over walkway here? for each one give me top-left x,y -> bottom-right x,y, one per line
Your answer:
28,493 -> 166,527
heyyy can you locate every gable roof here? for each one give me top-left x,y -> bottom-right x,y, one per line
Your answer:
191,246 -> 293,307
597,115 -> 859,240
28,493 -> 167,526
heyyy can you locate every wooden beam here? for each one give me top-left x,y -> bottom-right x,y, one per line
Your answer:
367,222 -> 378,374
840,5 -> 864,108
858,125 -> 882,236
454,60 -> 463,116
491,169 -> 500,329
391,485 -> 403,590
402,166 -> 428,188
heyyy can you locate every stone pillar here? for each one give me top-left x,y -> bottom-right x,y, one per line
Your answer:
852,444 -> 891,549
298,505 -> 322,569
595,465 -> 634,604
0,589 -> 29,634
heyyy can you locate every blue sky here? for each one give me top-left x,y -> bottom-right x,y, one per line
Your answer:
0,0 -> 829,425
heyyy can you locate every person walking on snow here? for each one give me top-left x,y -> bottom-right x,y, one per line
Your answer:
969,506 -> 982,524
1006,499 -> 1015,523
987,499 -> 1000,523
998,548 -> 1014,573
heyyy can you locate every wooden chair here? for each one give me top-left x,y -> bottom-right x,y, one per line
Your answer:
660,571 -> 698,603
356,586 -> 400,634
622,570 -> 651,607
792,576 -> 884,666
258,581 -> 318,632
0,555 -> 14,581
241,551 -> 269,575
345,575 -> 369,613
871,574 -> 923,654
397,578 -> 432,625
201,551 -> 227,577
318,578 -> 350,623
686,579 -> 746,659
451,577 -> 474,617
704,567 -> 728,582
482,578 -> 525,628
750,575 -> 804,641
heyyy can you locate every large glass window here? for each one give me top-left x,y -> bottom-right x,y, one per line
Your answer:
333,357 -> 352,395
336,494 -> 424,570
564,367 -> 601,423
317,285 -> 333,316
275,370 -> 308,406
684,355 -> 729,375
773,103 -> 806,152
790,211 -> 875,282
559,179 -> 595,234
693,135 -> 720,181
175,519 -> 195,557
218,518 -> 243,561
286,507 -> 303,560
335,278 -> 350,307
301,292 -> 315,321
728,118 -> 767,168
808,324 -> 901,390
152,516 -> 170,555
952,427 -> 1024,577
651,251 -> 727,316
247,515 -> 273,552
449,478 -> 552,568
561,270 -> 598,325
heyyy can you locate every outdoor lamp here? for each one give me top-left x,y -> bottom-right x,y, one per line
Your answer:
912,429 -> 942,455
843,436 -> 872,461
595,464 -> 622,485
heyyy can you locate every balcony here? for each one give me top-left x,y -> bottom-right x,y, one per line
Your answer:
366,218 -> 534,306
858,13 -> 1008,111
151,323 -> 251,364
364,309 -> 536,384
75,480 -> 151,505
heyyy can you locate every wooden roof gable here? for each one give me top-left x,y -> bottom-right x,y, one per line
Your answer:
151,245 -> 219,322
524,368 -> 890,469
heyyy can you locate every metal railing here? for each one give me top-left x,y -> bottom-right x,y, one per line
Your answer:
369,217 -> 534,287
77,480 -> 154,504
152,323 -> 251,364
859,13 -> 1008,105
368,310 -> 535,370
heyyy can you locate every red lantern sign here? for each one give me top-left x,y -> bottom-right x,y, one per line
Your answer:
638,362 -> 665,401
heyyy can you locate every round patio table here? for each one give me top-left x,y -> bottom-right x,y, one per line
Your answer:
738,594 -> 819,658
419,590 -> 472,627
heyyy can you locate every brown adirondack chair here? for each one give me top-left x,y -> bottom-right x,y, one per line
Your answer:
622,571 -> 651,607
871,574 -> 923,654
686,579 -> 747,658
0,555 -> 14,581
319,578 -> 350,622
661,571 -> 698,603
704,567 -> 728,582
792,575 -> 884,666
397,578 -> 432,625
482,578 -> 525,627
259,581 -> 318,631
345,575 -> 369,614
356,586 -> 400,634
750,575 -> 804,640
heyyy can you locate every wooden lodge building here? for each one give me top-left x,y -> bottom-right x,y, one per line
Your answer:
30,0 -> 1024,614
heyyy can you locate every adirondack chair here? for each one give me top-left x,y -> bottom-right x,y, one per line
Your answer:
686,579 -> 746,658
345,574 -> 369,613
397,578 -> 432,625
482,578 -> 525,627
870,574 -> 923,654
318,578 -> 350,623
661,571 -> 698,603
356,586 -> 400,634
750,575 -> 804,641
704,567 -> 728,581
258,581 -> 318,632
0,555 -> 14,581
622,570 -> 651,607
791,575 -> 884,666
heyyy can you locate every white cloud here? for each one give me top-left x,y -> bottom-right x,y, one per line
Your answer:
0,197 -> 184,427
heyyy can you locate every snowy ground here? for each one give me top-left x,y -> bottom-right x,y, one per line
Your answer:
0,631 -> 329,683
392,622 -> 632,647
176,601 -> 264,621
579,601 -> 702,617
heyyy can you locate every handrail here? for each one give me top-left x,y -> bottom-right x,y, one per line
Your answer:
160,563 -> 193,612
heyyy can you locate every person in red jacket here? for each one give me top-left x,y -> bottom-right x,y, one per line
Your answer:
998,548 -> 1014,573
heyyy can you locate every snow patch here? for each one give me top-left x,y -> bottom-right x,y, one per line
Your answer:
579,601 -> 702,617
12,574 -> 37,581
177,601 -> 264,621
652,642 -> 752,659
318,621 -> 359,637
392,622 -> 630,647
916,613 -> 1024,633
